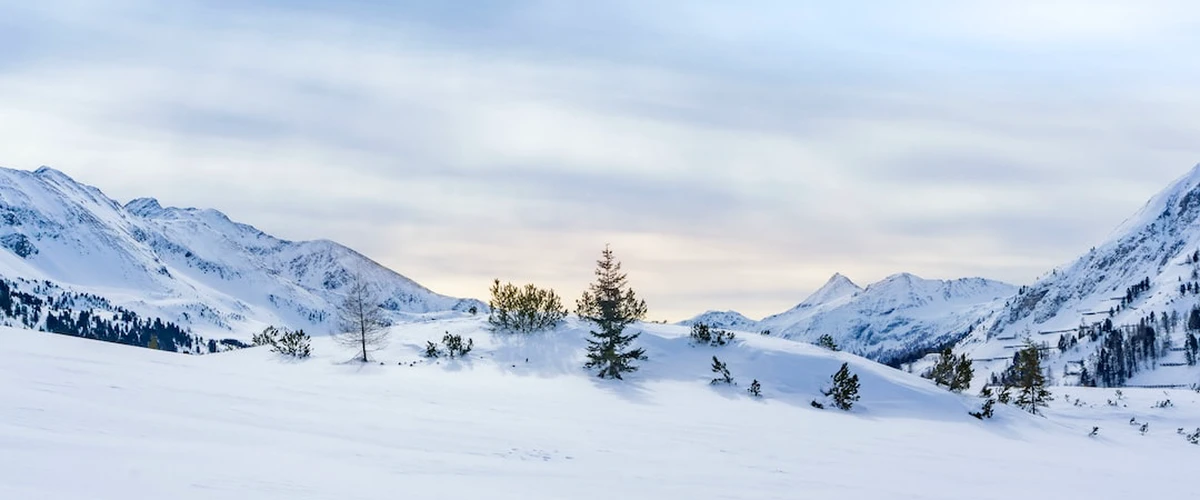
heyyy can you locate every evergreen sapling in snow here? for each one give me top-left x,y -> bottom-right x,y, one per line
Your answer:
816,334 -> 839,351
690,322 -> 736,347
925,348 -> 973,392
424,341 -> 441,359
577,246 -> 648,380
748,379 -> 762,397
1012,341 -> 1052,414
710,356 -> 734,385
969,386 -> 996,420
441,332 -> 474,358
823,363 -> 860,411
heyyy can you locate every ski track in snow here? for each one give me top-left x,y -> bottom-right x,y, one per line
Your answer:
3,319 -> 1198,500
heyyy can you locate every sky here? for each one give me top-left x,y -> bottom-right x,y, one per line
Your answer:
2,1 -> 1200,321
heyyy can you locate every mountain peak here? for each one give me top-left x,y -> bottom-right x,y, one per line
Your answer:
124,198 -> 164,217
797,272 -> 862,308
33,166 -> 71,179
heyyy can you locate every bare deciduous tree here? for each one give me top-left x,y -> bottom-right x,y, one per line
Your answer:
334,273 -> 388,362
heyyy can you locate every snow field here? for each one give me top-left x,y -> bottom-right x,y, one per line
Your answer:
3,319 -> 1197,499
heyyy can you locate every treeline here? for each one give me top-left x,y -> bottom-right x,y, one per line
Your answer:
1060,307 -> 1200,388
0,277 -> 245,354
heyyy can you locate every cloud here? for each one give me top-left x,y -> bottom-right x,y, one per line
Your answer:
1,1 -> 1200,320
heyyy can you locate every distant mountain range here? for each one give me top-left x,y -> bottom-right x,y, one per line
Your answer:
685,164 -> 1200,387
0,166 -> 483,350
684,273 -> 1015,366
6,163 -> 1200,388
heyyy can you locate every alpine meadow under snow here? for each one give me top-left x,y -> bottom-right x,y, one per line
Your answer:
7,163 -> 1200,499
4,322 -> 1199,500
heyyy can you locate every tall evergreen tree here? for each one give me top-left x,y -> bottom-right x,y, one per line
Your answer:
1012,341 -> 1052,414
577,246 -> 648,380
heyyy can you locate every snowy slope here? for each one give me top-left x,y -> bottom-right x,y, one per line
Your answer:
684,273 -> 1015,365
959,164 -> 1200,387
0,166 -> 482,339
2,322 -> 1195,500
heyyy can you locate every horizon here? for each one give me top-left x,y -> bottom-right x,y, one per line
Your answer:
4,1 -> 1200,320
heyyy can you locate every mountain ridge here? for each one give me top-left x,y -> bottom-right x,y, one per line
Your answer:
0,165 -> 483,343
682,272 -> 1016,365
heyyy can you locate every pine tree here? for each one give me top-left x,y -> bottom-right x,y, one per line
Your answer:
748,379 -> 762,397
275,329 -> 312,358
951,354 -> 974,392
577,246 -> 648,380
1012,341 -> 1052,414
927,348 -> 956,388
487,280 -> 567,334
970,386 -> 996,420
710,356 -> 733,385
424,341 -> 441,358
823,363 -> 861,411
816,334 -> 839,351
926,348 -> 973,392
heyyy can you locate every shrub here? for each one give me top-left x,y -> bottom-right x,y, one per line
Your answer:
252,326 -> 311,359
442,332 -> 474,358
969,386 -> 996,420
488,279 -> 568,334
252,326 -> 280,347
424,341 -> 441,359
710,356 -> 734,385
823,363 -> 860,411
816,334 -> 839,351
748,379 -> 762,397
691,323 -> 736,347
276,329 -> 312,358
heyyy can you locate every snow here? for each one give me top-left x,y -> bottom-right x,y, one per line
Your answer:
3,321 -> 1196,500
683,273 -> 1014,364
0,166 -> 482,338
964,163 -> 1200,386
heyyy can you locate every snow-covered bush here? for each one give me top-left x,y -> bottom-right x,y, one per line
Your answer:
488,280 -> 567,334
252,326 -> 311,359
822,363 -> 860,411
748,379 -> 762,397
710,356 -> 733,385
442,332 -> 473,358
691,323 -> 735,347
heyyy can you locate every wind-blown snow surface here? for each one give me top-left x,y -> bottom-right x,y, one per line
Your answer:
685,273 -> 1015,365
3,321 -> 1195,499
0,166 -> 481,338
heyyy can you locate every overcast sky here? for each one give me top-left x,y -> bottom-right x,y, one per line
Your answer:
2,1 -> 1200,320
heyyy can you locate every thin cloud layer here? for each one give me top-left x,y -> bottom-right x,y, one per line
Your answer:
1,1 -> 1199,320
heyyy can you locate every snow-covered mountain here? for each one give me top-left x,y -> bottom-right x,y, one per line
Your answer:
683,273 -> 1016,365
678,310 -> 760,332
959,164 -> 1200,387
0,166 -> 483,344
